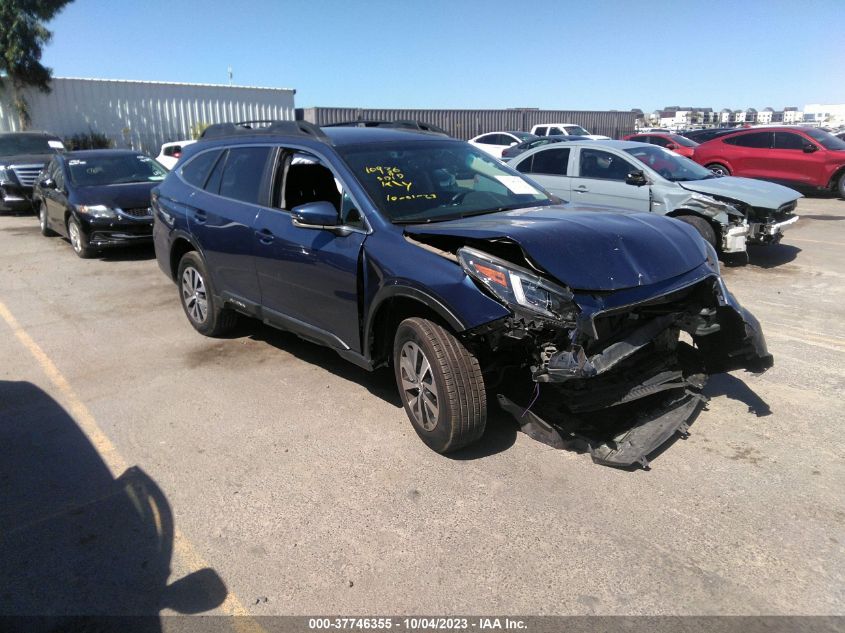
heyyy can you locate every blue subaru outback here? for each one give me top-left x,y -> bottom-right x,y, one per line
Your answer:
152,121 -> 772,468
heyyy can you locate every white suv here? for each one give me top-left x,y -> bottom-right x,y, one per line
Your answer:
530,124 -> 610,140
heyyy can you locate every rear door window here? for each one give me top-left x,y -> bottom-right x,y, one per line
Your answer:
218,147 -> 272,205
519,147 -> 570,176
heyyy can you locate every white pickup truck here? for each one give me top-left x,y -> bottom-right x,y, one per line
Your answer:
530,123 -> 610,140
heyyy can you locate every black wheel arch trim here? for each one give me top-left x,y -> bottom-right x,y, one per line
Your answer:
364,284 -> 467,361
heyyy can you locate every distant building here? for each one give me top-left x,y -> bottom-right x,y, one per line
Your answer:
783,107 -> 803,124
757,107 -> 774,124
0,77 -> 297,153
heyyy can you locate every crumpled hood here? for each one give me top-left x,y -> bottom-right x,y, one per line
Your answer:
679,176 -> 802,209
405,205 -> 708,291
72,182 -> 157,209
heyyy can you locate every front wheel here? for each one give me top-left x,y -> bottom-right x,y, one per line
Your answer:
393,317 -> 486,454
177,251 -> 237,337
67,217 -> 94,258
836,171 -> 845,199
706,163 -> 731,177
675,214 -> 718,250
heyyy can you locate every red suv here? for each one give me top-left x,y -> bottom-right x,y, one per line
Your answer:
693,126 -> 845,196
623,132 -> 698,158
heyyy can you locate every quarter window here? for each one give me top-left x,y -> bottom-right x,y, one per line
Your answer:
218,147 -> 271,204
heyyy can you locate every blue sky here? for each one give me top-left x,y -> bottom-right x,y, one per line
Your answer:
41,0 -> 844,112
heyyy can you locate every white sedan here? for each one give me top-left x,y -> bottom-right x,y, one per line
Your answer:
468,131 -> 537,159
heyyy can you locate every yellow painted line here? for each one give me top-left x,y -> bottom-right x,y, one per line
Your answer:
789,237 -> 845,247
0,299 -> 264,631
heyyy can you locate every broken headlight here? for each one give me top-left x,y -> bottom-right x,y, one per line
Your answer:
458,246 -> 577,320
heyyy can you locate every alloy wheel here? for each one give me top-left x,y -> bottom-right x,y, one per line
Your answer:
399,341 -> 439,431
68,221 -> 82,253
181,266 -> 208,324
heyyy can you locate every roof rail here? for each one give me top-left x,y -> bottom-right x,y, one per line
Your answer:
199,120 -> 330,143
322,119 -> 450,137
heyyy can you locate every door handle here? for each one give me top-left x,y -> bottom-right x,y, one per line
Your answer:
574,187 -> 589,193
192,210 -> 207,224
256,228 -> 275,244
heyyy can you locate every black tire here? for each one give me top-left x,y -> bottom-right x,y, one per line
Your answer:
836,171 -> 845,199
67,216 -> 94,258
676,214 -> 718,250
706,163 -> 731,177
38,200 -> 56,236
176,251 -> 237,337
393,317 -> 486,453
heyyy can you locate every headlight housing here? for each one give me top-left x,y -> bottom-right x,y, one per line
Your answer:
458,246 -> 577,321
76,204 -> 118,218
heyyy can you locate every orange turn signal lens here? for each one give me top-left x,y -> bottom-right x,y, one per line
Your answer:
474,263 -> 508,288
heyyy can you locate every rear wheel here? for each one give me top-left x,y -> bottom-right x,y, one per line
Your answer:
39,201 -> 55,236
67,217 -> 94,258
706,163 -> 731,177
177,251 -> 237,336
393,317 -> 486,454
836,171 -> 845,199
676,214 -> 718,250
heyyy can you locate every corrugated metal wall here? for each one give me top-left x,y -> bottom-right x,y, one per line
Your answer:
297,107 -> 637,139
0,78 -> 296,153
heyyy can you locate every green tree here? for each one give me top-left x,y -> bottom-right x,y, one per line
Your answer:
0,0 -> 73,129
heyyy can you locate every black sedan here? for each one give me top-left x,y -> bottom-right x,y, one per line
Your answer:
501,135 -> 593,160
34,150 -> 166,258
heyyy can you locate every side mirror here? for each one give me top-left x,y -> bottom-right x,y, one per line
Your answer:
291,201 -> 339,228
803,143 -> 818,153
625,170 -> 648,187
39,178 -> 56,189
665,143 -> 678,150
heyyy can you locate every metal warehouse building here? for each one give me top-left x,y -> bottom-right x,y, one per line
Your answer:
0,77 -> 296,153
297,107 -> 637,140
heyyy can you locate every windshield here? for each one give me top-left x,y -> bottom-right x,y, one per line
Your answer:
68,154 -> 167,186
0,135 -> 62,157
624,145 -> 716,182
339,141 -> 553,223
804,128 -> 845,151
564,125 -> 590,136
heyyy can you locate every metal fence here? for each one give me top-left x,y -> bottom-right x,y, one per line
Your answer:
297,107 -> 637,140
0,78 -> 296,154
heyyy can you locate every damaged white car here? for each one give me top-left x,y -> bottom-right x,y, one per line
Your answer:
509,139 -> 802,255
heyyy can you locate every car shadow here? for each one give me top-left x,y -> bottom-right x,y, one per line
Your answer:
96,244 -> 157,262
227,320 -> 519,459
0,381 -> 227,630
745,243 -> 801,269
703,372 -> 772,417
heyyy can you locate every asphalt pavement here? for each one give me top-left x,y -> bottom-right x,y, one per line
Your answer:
0,196 -> 843,620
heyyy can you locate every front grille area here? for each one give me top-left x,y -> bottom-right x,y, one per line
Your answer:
120,207 -> 153,218
10,164 -> 43,187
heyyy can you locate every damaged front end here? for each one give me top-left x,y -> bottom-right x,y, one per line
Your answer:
457,246 -> 773,469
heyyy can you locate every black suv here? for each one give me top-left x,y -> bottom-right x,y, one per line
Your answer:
152,121 -> 772,467
0,131 -> 64,213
